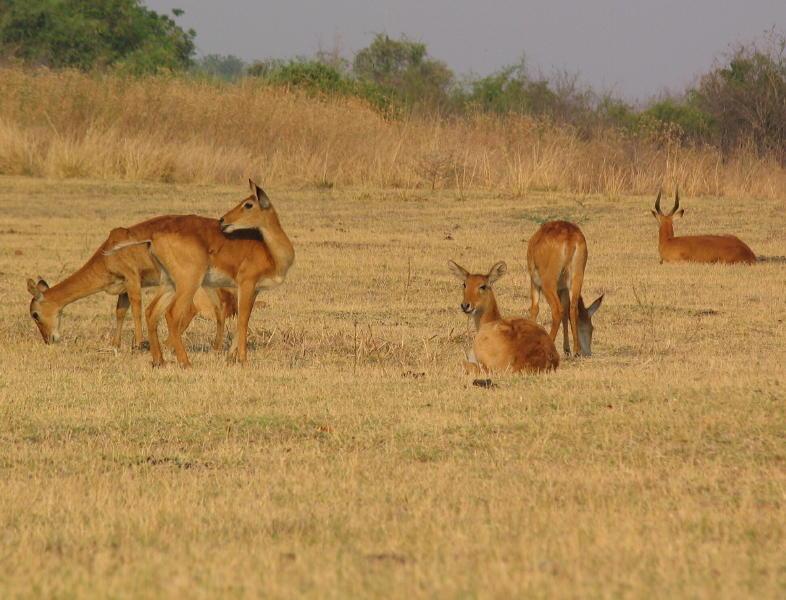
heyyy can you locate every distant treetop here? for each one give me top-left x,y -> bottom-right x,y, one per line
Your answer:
0,0 -> 196,73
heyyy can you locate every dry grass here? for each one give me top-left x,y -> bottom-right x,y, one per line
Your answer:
0,68 -> 785,199
0,176 -> 784,598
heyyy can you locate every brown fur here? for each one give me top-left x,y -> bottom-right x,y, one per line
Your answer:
26,216 -> 235,348
652,190 -> 756,265
474,318 -> 560,373
448,260 -> 559,374
527,220 -> 603,356
111,180 -> 295,367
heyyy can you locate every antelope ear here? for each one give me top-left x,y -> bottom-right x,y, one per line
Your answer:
36,278 -> 49,291
487,261 -> 507,284
27,278 -> 44,300
674,209 -> 684,219
254,183 -> 271,208
587,294 -> 604,317
447,260 -> 469,281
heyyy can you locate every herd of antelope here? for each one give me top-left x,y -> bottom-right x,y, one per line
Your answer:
27,182 -> 757,374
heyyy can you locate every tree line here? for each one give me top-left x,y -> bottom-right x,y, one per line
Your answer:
1,0 -> 783,164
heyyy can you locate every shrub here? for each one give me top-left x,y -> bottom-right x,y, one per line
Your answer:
693,32 -> 786,163
247,58 -> 394,115
195,54 -> 246,81
637,96 -> 714,142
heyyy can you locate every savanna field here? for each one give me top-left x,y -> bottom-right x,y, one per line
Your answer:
0,174 -> 784,598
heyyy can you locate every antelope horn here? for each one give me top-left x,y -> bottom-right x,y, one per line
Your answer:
671,187 -> 680,215
654,189 -> 663,214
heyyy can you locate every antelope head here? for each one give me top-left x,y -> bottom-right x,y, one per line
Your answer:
651,188 -> 685,226
26,277 -> 61,343
448,260 -> 506,321
576,294 -> 604,356
219,179 -> 279,234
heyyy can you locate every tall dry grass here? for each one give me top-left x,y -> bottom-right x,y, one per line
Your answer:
0,67 -> 784,198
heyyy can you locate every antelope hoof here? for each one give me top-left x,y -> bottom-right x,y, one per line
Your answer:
472,378 -> 495,389
151,358 -> 165,368
227,352 -> 246,365
135,340 -> 150,352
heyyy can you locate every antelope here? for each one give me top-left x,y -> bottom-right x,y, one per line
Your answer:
106,180 -> 295,367
26,216 -> 237,349
651,189 -> 756,264
448,260 -> 559,374
527,220 -> 604,357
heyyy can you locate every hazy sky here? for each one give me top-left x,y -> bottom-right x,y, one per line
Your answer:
147,1 -> 785,100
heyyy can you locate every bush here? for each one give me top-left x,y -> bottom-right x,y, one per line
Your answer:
195,54 -> 245,81
246,58 -> 394,115
637,96 -> 714,142
693,32 -> 786,162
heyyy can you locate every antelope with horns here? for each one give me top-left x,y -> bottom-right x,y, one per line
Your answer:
651,189 -> 756,264
448,260 -> 559,374
27,216 -> 236,348
527,220 -> 603,357
106,180 -> 295,367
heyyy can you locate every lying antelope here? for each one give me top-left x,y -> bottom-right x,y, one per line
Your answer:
651,189 -> 756,264
27,216 -> 236,348
527,220 -> 603,357
448,260 -> 559,374
106,180 -> 295,367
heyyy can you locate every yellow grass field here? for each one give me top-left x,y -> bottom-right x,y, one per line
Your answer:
0,175 -> 784,598
1,68 -> 785,200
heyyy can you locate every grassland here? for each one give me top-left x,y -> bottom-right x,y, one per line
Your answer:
1,68 -> 785,200
0,176 -> 784,598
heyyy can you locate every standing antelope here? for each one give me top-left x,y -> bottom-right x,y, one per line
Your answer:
27,216 -> 236,348
651,189 -> 756,264
448,260 -> 559,374
527,221 -> 603,357
107,180 -> 295,367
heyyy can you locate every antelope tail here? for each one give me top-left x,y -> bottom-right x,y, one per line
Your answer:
103,239 -> 152,256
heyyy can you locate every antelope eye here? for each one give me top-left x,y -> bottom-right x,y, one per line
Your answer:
244,202 -> 254,209
479,285 -> 487,291
32,312 -> 40,321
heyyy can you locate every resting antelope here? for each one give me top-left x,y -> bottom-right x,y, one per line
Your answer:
448,260 -> 559,374
527,220 -> 603,357
26,216 -> 236,348
107,180 -> 294,367
651,189 -> 756,264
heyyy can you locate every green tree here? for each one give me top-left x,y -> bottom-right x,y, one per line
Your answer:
0,0 -> 195,73
353,34 -> 454,109
638,95 -> 714,141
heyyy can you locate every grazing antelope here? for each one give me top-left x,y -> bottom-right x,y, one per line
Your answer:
106,180 -> 295,367
26,216 -> 236,348
527,220 -> 604,357
651,189 -> 756,264
448,260 -> 559,374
